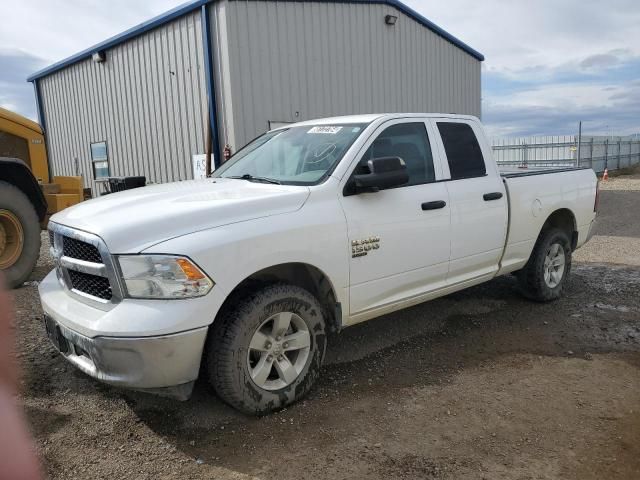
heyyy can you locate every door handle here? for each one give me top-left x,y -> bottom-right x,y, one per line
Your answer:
421,200 -> 447,210
483,192 -> 503,201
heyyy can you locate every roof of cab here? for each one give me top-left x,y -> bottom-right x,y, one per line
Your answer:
290,114 -> 388,126
276,113 -> 480,129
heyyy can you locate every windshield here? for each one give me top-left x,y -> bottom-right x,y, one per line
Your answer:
214,124 -> 368,185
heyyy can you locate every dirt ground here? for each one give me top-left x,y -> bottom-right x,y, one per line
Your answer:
10,168 -> 640,479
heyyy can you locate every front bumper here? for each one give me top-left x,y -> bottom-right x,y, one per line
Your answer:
39,271 -> 209,399
45,318 -> 207,399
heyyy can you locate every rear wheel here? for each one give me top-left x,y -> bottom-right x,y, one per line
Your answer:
207,283 -> 326,415
517,227 -> 571,302
0,181 -> 41,288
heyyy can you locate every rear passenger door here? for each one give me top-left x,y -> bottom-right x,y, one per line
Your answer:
339,119 -> 451,317
430,119 -> 507,284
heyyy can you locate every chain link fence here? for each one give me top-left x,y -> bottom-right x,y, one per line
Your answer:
492,134 -> 640,173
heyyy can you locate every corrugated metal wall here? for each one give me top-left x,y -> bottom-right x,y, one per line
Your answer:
210,0 -> 481,150
39,10 -> 207,191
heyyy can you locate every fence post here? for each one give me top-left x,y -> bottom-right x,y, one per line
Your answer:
618,139 -> 622,169
577,122 -> 582,167
604,138 -> 609,170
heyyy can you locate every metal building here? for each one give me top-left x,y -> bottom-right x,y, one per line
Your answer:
28,0 -> 484,193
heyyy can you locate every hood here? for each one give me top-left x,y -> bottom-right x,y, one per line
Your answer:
51,178 -> 310,252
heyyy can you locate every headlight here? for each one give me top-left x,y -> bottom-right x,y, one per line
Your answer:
117,255 -> 214,299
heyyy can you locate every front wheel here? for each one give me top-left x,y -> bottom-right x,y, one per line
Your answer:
207,283 -> 326,415
517,227 -> 572,302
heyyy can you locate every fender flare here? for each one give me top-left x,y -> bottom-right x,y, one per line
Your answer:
0,157 -> 47,221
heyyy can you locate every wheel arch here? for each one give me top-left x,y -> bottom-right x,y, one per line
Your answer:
541,208 -> 578,250
215,262 -> 342,333
0,157 -> 47,221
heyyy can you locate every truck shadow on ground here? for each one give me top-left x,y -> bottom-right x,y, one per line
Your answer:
120,265 -> 640,473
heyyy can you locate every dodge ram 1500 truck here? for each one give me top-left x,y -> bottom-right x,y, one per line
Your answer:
39,113 -> 598,414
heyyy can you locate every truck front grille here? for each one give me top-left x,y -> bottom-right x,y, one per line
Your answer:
48,223 -> 122,306
68,270 -> 113,300
63,236 -> 102,263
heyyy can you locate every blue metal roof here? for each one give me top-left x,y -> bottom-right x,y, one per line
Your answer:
28,0 -> 483,82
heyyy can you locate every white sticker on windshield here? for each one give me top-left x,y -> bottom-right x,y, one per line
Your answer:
307,126 -> 343,134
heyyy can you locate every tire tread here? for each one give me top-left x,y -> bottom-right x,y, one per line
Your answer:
207,283 -> 325,415
0,181 -> 41,288
518,227 -> 571,302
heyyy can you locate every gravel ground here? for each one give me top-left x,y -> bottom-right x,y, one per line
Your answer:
9,167 -> 640,479
574,168 -> 640,266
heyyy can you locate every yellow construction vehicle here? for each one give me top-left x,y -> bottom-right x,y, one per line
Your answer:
0,107 -> 84,288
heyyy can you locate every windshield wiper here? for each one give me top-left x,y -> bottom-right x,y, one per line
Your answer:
227,174 -> 281,185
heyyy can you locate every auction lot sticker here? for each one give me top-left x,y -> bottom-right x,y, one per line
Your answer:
308,126 -> 343,134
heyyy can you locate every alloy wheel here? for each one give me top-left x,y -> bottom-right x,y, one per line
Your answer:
247,311 -> 311,390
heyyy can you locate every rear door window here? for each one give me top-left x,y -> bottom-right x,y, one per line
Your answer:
437,122 -> 486,180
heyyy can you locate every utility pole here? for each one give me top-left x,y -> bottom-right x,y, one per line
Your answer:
577,121 -> 582,166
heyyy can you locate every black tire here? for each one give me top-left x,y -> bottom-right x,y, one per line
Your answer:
517,227 -> 572,302
207,283 -> 327,415
0,181 -> 41,288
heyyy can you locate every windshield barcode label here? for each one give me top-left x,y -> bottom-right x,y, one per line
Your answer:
307,126 -> 343,134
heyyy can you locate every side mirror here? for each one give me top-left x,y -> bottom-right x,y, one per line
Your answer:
348,157 -> 409,194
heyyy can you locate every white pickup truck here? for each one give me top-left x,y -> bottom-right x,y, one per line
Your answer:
39,113 -> 598,414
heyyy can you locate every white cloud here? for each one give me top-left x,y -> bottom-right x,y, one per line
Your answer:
483,77 -> 640,137
401,0 -> 640,136
492,82 -> 627,110
403,0 -> 640,72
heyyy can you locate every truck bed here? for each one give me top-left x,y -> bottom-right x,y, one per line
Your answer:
498,166 -> 597,276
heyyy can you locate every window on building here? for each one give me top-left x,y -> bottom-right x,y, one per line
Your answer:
437,122 -> 486,180
91,141 -> 110,179
359,122 -> 435,187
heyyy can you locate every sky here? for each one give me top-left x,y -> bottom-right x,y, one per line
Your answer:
1,0 -> 638,138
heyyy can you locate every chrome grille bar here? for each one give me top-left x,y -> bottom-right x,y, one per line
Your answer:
48,222 -> 123,309
59,256 -> 108,277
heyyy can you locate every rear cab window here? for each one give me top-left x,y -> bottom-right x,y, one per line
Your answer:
436,122 -> 486,180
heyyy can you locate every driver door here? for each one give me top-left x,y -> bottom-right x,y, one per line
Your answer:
338,119 -> 451,320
